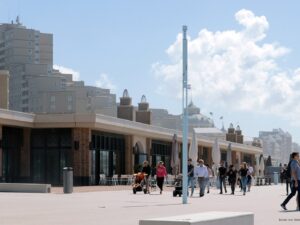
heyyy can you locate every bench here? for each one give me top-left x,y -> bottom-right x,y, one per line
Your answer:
139,211 -> 254,225
0,183 -> 51,193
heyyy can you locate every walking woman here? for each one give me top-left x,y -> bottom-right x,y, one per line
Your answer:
205,164 -> 213,194
239,162 -> 248,195
156,161 -> 167,194
227,165 -> 237,195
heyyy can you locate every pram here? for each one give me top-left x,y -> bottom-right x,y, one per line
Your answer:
132,172 -> 147,194
173,174 -> 182,197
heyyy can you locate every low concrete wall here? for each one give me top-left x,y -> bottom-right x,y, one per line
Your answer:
139,211 -> 254,225
0,183 -> 51,193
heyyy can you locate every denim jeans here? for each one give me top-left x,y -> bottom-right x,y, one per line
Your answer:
188,176 -> 195,196
241,176 -> 248,193
282,180 -> 300,208
205,177 -> 210,192
219,176 -> 227,193
198,177 -> 207,196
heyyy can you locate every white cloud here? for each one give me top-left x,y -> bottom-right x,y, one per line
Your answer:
152,9 -> 300,126
53,64 -> 80,81
96,73 -> 117,91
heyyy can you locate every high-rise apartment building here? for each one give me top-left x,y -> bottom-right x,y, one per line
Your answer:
0,70 -> 9,109
0,18 -> 116,116
0,18 -> 53,112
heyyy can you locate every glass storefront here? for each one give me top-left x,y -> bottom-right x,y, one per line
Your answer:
1,127 -> 23,183
198,147 -> 209,164
151,140 -> 172,173
91,131 -> 125,184
31,129 -> 72,186
243,153 -> 253,165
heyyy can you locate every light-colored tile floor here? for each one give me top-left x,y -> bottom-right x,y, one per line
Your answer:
0,184 -> 298,225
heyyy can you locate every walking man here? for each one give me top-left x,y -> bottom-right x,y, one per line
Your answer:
187,158 -> 195,197
281,152 -> 300,211
227,165 -> 237,195
194,159 -> 208,197
219,161 -> 227,194
239,162 -> 248,195
247,164 -> 254,192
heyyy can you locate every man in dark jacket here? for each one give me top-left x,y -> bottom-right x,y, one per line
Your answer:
227,165 -> 237,195
187,158 -> 195,196
219,161 -> 227,194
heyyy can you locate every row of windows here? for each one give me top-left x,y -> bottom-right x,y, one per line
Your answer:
151,141 -> 172,156
91,133 -> 125,151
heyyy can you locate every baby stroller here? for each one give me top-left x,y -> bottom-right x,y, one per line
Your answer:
132,172 -> 147,194
173,174 -> 182,197
149,176 -> 157,192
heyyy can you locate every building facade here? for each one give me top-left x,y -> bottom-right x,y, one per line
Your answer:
0,19 -> 116,116
0,109 -> 263,186
259,129 -> 292,165
0,70 -> 9,109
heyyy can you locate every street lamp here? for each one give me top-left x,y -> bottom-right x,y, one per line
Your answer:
182,25 -> 188,204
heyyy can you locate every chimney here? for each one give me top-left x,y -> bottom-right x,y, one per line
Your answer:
117,89 -> 135,121
235,125 -> 244,144
226,123 -> 237,142
136,95 -> 151,124
0,70 -> 9,109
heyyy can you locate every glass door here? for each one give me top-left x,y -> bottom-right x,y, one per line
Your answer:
46,149 -> 60,186
100,150 -> 109,176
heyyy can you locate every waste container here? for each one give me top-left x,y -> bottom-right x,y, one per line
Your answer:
273,172 -> 279,185
63,167 -> 73,194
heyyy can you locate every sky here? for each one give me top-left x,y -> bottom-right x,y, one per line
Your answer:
1,0 -> 300,143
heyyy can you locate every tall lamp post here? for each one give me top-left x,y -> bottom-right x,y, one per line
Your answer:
182,25 -> 189,204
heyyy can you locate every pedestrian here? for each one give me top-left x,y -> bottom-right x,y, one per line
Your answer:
239,162 -> 248,195
218,161 -> 227,194
227,165 -> 237,195
187,158 -> 195,197
205,164 -> 213,194
282,164 -> 291,195
280,165 -> 285,184
156,161 -> 167,194
142,160 -> 151,193
194,159 -> 208,197
281,152 -> 300,211
247,164 -> 254,192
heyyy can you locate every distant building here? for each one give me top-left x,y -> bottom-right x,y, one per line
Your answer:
0,18 -> 116,116
259,129 -> 292,164
226,123 -> 244,144
151,101 -> 214,131
0,70 -> 9,109
292,142 -> 300,154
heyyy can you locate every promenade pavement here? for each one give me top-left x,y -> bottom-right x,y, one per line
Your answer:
0,184 -> 299,225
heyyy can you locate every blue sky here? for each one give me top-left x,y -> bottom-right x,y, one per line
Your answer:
1,0 -> 300,143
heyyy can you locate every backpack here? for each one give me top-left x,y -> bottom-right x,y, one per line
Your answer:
286,161 -> 292,179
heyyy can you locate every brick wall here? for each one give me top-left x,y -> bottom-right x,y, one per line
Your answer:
124,135 -> 133,174
73,128 -> 91,185
20,128 -> 30,177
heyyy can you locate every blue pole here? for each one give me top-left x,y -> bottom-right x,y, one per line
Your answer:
182,25 -> 188,204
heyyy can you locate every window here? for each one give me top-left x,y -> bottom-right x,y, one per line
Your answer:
67,105 -> 72,111
67,96 -> 73,102
50,96 -> 55,102
50,104 -> 56,111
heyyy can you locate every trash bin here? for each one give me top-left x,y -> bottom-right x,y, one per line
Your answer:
273,172 -> 279,185
63,167 -> 73,194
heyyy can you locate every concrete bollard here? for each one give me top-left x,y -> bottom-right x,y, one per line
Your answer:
63,167 -> 73,194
